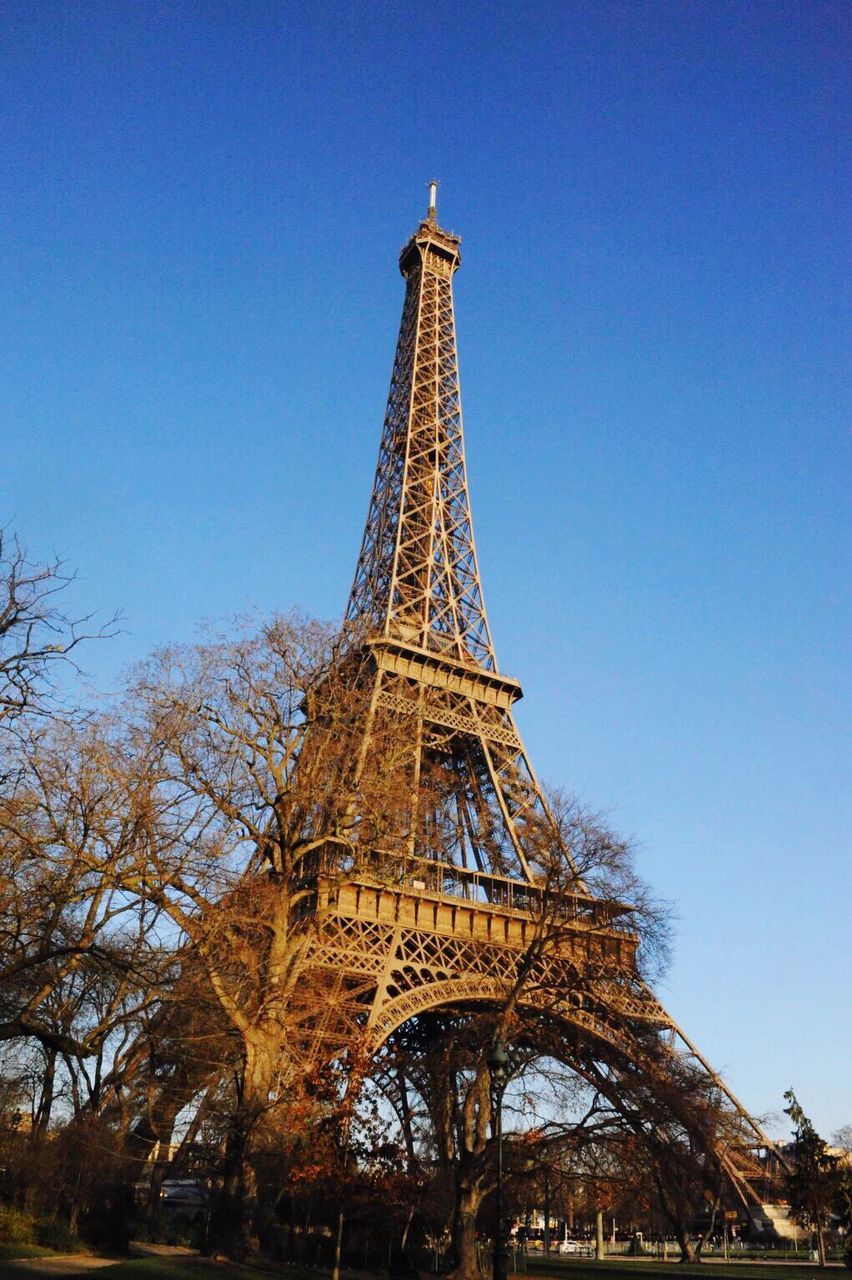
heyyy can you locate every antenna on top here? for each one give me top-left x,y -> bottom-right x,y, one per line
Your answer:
427,179 -> 439,222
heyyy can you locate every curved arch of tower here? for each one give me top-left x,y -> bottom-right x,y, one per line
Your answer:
287,190 -> 782,1211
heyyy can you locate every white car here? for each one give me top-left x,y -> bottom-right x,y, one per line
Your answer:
559,1240 -> 593,1256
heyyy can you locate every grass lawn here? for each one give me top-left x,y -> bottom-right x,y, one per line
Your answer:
81,1259 -> 839,1280
75,1261 -> 270,1279
524,1260 -> 829,1280
0,1243 -> 57,1259
0,1250 -> 331,1279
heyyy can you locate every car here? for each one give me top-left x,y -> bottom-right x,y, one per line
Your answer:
559,1240 -> 594,1256
160,1179 -> 208,1212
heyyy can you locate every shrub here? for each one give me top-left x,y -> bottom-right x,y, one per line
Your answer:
34,1217 -> 80,1252
0,1206 -> 35,1244
142,1210 -> 204,1250
164,1211 -> 205,1249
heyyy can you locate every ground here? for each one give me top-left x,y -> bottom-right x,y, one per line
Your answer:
0,1246 -> 273,1280
526,1261 -> 843,1278
0,1253 -> 845,1280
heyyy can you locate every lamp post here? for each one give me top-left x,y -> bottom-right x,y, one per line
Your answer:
488,1038 -> 510,1280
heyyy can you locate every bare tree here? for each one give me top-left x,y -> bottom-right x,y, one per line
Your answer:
0,609 -> 415,1254
0,713 -> 183,1239
372,1018 -> 641,1279
833,1125 -> 852,1154
0,530 -> 118,731
116,614 -> 418,1256
0,718 -> 168,1063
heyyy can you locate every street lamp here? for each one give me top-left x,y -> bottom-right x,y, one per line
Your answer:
488,1038 -> 511,1280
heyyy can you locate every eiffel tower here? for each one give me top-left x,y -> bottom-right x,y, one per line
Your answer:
289,185 -> 780,1211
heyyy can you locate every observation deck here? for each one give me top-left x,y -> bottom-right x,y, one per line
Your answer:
295,845 -> 639,974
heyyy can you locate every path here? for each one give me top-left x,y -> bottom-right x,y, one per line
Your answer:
0,1242 -> 196,1280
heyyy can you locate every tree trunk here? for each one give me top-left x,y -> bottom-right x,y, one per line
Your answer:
34,1049 -> 56,1136
651,1165 -> 697,1264
449,1176 -> 484,1280
595,1209 -> 605,1260
126,1073 -> 192,1243
148,1150 -> 170,1230
696,1197 -> 720,1259
816,1225 -> 827,1268
209,1108 -> 257,1260
400,1204 -> 415,1254
332,1209 -> 345,1280
207,1039 -> 279,1260
676,1229 -> 698,1264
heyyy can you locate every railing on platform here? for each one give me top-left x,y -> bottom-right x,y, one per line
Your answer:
292,842 -> 635,935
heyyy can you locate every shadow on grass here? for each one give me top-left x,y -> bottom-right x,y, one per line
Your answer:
81,1261 -> 272,1280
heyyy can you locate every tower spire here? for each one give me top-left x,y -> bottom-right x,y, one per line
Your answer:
427,178 -> 438,222
346,193 -> 495,669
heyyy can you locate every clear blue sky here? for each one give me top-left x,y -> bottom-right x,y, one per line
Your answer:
2,1 -> 849,1138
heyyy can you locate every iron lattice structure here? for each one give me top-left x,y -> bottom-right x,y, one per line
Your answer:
289,191 -> 782,1210
343,205 -> 551,885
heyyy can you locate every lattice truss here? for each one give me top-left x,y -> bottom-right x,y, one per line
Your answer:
290,898 -> 774,1205
338,215 -> 559,885
346,221 -> 494,670
361,668 -> 555,884
284,199 -> 781,1209
300,910 -> 662,1047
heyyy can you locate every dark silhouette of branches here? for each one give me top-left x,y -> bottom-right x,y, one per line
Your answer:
0,529 -> 119,730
